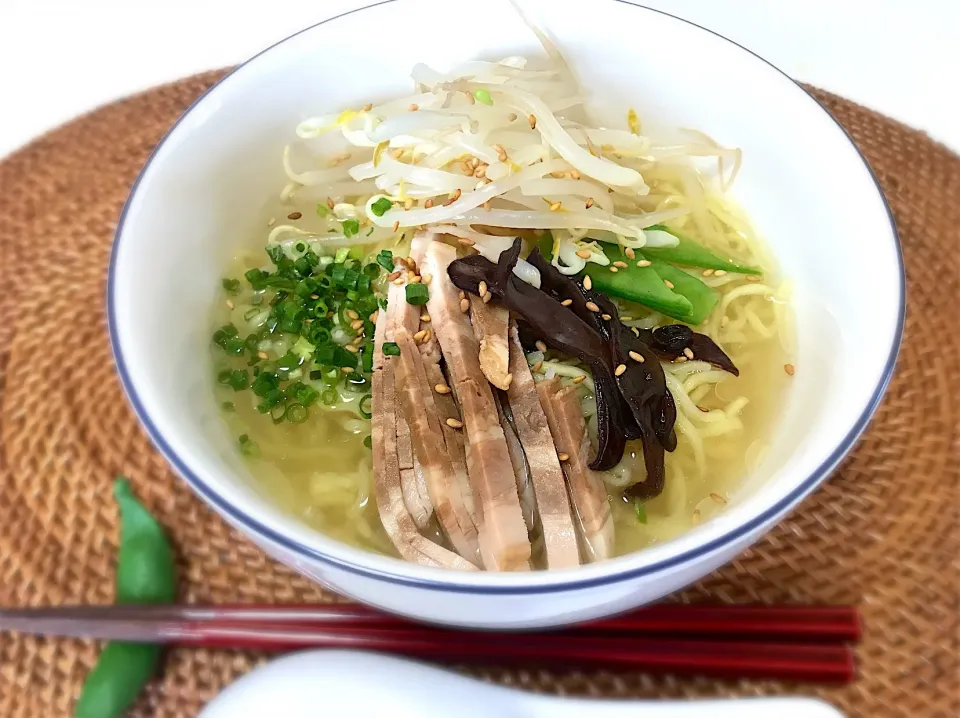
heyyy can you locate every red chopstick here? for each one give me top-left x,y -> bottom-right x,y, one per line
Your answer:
99,602 -> 861,641
0,603 -> 859,684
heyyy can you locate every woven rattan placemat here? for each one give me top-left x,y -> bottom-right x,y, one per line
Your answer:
0,71 -> 957,717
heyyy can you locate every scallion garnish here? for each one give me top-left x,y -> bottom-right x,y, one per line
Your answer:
358,393 -> 373,420
238,434 -> 259,457
285,403 -> 308,423
635,501 -> 648,524
382,342 -> 400,356
214,238 -> 385,450
222,278 -> 241,294
405,283 -> 430,305
316,203 -> 330,217
341,219 -> 360,238
370,197 -> 392,217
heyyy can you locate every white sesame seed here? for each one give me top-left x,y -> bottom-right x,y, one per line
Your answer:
561,299 -> 573,306
636,260 -> 652,267
583,275 -> 593,291
629,351 -> 645,363
683,347 -> 694,359
585,301 -> 600,312
663,280 -> 675,289
446,418 -> 464,429
615,364 -> 627,376
535,340 -> 547,352
557,452 -> 570,462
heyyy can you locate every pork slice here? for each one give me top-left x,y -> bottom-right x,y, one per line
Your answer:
424,239 -> 530,571
397,401 -> 433,532
394,325 -> 481,565
423,361 -> 477,525
468,296 -> 512,390
497,398 -> 536,533
371,312 -> 476,570
387,276 -> 435,532
507,328 -> 581,569
537,378 -> 615,562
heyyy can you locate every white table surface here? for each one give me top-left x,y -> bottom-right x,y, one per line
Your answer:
1,0 -> 958,159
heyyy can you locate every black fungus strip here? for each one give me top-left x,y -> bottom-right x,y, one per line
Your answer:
449,247 -> 623,470
449,241 -> 738,501
639,325 -> 739,376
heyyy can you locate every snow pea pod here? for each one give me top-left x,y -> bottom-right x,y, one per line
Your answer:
538,236 -> 694,320
642,225 -> 762,274
75,478 -> 176,718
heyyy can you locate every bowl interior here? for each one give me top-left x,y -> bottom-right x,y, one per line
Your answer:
110,0 -> 901,587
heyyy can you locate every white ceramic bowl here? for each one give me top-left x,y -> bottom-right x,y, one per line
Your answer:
109,0 -> 902,628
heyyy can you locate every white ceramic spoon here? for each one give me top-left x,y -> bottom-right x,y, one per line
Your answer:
200,650 -> 845,718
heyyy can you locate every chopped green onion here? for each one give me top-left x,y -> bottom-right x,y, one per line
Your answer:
222,278 -> 241,294
358,394 -> 373,420
635,501 -> 648,524
270,403 -> 287,423
341,219 -> 360,238
362,263 -> 381,278
376,249 -> 394,272
245,268 -> 270,291
370,197 -> 392,217
321,388 -> 338,406
363,435 -> 372,449
238,434 -> 259,457
361,343 -> 374,373
405,283 -> 430,305
334,247 -> 351,264
285,403 -> 308,423
221,401 -> 235,412
316,203 -> 329,217
473,88 -> 493,106
382,342 -> 400,356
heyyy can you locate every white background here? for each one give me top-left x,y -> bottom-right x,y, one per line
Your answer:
0,0 -> 958,159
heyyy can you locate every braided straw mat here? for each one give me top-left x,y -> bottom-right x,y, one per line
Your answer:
0,71 -> 957,718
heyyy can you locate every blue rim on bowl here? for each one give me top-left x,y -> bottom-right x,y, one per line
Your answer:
107,0 -> 905,595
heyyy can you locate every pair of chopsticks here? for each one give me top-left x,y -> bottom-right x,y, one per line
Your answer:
0,603 -> 859,683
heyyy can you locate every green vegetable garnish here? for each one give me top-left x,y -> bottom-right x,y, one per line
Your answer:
635,501 -> 648,524
363,435 -> 372,449
316,203 -> 329,217
405,283 -> 430,305
370,197 -> 393,217
638,254 -> 719,324
538,237 -> 693,321
222,401 -> 235,412
238,434 -> 260,457
75,479 -> 176,718
376,249 -> 395,272
341,219 -> 360,238
473,88 -> 493,106
382,342 -> 401,356
643,226 -> 761,274
358,393 -> 374,420
221,278 -> 241,294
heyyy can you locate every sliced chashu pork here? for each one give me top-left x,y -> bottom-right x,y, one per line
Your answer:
394,322 -> 481,565
371,310 -> 476,570
468,296 -> 512,390
387,278 -> 435,533
537,377 -> 615,562
506,325 -> 581,569
423,239 -> 530,571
